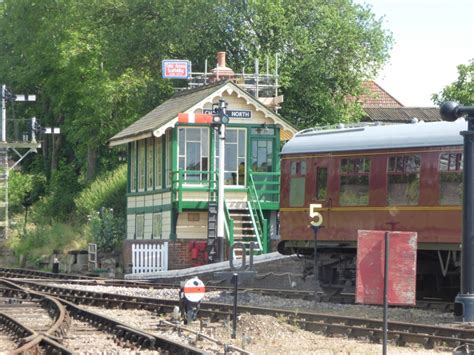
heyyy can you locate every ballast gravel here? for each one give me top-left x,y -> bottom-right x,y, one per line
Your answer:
41,282 -> 461,354
48,282 -> 458,327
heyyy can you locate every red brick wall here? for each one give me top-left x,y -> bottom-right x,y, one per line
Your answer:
122,239 -> 209,272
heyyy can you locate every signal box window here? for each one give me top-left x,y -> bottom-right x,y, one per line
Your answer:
130,142 -> 136,192
387,155 -> 421,206
137,140 -> 146,191
289,160 -> 307,207
316,167 -> 327,200
339,158 -> 370,206
439,152 -> 463,205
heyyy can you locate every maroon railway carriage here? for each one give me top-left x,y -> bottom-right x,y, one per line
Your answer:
278,120 -> 466,298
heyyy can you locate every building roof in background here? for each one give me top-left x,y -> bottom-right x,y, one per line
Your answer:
363,107 -> 442,123
359,81 -> 404,108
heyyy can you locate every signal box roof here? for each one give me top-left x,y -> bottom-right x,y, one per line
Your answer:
281,119 -> 466,155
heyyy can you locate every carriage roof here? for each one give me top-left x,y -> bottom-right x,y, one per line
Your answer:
281,119 -> 466,155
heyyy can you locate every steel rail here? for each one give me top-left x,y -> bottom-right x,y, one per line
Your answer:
0,267 -> 455,313
0,312 -> 73,354
0,280 -> 205,354
5,277 -> 471,350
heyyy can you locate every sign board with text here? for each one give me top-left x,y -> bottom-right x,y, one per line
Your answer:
162,60 -> 191,79
203,109 -> 251,119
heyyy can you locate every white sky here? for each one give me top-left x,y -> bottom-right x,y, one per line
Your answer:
356,0 -> 474,106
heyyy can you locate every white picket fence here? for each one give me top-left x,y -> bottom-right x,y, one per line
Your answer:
132,242 -> 168,274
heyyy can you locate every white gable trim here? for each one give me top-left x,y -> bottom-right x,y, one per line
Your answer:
153,81 -> 296,137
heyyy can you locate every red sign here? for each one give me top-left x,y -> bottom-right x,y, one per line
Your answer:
162,60 -> 191,79
178,113 -> 213,124
356,230 -> 417,306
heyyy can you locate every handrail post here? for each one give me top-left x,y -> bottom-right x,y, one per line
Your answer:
263,219 -> 268,253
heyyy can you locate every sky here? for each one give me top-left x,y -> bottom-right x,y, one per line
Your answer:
355,0 -> 474,107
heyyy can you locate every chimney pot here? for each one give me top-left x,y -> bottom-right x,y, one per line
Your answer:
217,51 -> 226,67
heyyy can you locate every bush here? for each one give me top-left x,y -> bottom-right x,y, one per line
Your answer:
8,171 -> 46,215
29,161 -> 82,224
75,164 -> 127,221
89,207 -> 125,252
7,222 -> 89,264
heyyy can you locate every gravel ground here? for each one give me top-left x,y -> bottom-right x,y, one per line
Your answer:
48,283 -> 459,327
83,305 -> 452,355
40,283 -> 462,354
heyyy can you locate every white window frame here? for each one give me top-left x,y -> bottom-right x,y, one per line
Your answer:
137,140 -> 146,192
130,142 -> 136,192
178,127 -> 209,184
146,138 -> 154,191
154,137 -> 162,189
217,128 -> 246,187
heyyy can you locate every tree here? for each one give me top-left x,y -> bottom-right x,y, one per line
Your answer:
217,0 -> 393,127
432,59 -> 474,106
0,0 -> 393,225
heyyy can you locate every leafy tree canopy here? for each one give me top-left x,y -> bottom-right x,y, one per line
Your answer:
0,0 -> 392,224
433,59 -> 474,106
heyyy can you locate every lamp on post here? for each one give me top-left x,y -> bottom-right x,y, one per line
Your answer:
440,101 -> 474,322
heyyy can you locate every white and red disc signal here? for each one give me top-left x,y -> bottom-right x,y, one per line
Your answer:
183,277 -> 206,303
178,113 -> 213,124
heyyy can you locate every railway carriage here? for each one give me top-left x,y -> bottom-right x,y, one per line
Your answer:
278,119 -> 466,299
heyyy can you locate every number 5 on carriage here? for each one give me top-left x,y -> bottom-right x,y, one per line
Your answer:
309,203 -> 323,227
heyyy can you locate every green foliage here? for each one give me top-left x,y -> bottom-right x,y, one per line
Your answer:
75,164 -> 127,221
8,223 -> 88,263
0,0 -> 393,254
8,171 -> 46,215
89,207 -> 125,253
432,59 -> 474,106
30,161 -> 82,223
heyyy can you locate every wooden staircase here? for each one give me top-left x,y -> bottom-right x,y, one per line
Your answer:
227,201 -> 262,259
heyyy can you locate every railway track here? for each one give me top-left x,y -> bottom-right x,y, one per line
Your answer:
0,279 -> 204,354
3,276 -> 471,351
0,267 -> 455,312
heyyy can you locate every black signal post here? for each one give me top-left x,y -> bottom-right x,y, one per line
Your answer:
440,101 -> 474,322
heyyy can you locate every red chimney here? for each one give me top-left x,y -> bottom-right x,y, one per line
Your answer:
210,51 -> 234,82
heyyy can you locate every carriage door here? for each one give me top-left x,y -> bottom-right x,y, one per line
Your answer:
314,163 -> 329,225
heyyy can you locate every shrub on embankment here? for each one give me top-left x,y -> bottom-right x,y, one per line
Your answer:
7,165 -> 127,266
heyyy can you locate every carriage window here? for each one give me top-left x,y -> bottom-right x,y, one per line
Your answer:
387,155 -> 420,205
289,160 -> 306,206
439,152 -> 463,205
316,167 -> 327,200
339,158 -> 370,206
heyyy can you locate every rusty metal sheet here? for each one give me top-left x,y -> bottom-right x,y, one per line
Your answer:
356,230 -> 417,306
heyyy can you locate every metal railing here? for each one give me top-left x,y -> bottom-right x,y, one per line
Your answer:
249,170 -> 280,204
247,172 -> 268,253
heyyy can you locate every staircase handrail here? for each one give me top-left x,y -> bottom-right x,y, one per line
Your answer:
248,171 -> 267,253
247,170 -> 280,203
224,203 -> 234,246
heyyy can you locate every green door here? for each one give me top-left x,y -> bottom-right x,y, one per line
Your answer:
250,135 -> 276,202
251,138 -> 273,172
